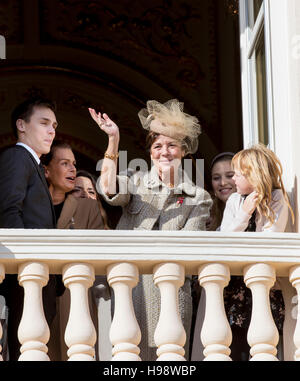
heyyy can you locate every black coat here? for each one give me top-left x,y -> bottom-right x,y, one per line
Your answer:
0,144 -> 55,228
0,144 -> 58,360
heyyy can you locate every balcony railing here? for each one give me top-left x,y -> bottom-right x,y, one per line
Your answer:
0,229 -> 299,361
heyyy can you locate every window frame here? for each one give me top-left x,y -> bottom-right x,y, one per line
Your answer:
239,0 -> 275,149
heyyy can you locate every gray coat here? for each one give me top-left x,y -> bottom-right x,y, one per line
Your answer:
101,166 -> 212,231
100,166 -> 212,360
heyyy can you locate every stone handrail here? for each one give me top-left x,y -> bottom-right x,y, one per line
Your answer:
0,229 -> 300,361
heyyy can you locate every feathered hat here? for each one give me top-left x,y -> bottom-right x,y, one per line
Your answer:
138,99 -> 201,154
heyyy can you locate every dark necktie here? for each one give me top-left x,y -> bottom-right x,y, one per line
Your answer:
242,195 -> 257,232
39,161 -> 44,173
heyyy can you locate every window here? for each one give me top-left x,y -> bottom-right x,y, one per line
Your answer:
253,0 -> 263,22
239,0 -> 274,149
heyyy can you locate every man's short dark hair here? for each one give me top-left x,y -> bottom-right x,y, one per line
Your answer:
11,97 -> 57,138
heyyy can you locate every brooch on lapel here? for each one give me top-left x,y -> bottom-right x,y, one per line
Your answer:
177,197 -> 185,206
69,217 -> 75,229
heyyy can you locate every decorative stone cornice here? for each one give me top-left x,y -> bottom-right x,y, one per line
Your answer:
0,229 -> 299,276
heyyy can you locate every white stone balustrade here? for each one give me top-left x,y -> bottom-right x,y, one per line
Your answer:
18,262 -> 50,361
198,263 -> 232,361
107,262 -> 141,361
153,262 -> 186,361
244,263 -> 279,361
0,264 -> 4,361
1,229 -> 300,361
289,265 -> 300,361
63,263 -> 96,361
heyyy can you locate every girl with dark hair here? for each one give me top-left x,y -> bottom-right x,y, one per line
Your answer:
191,152 -> 236,360
207,152 -> 236,231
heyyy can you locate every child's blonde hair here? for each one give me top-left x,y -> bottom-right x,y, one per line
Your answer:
232,143 -> 294,226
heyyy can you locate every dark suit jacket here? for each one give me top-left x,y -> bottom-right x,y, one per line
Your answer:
0,145 -> 56,228
0,144 -> 57,360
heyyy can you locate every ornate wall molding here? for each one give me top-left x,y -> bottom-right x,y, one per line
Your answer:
0,0 -> 23,43
0,0 -> 242,177
40,0 -> 219,130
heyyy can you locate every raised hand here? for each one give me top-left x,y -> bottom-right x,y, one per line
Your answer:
88,108 -> 119,139
242,190 -> 259,215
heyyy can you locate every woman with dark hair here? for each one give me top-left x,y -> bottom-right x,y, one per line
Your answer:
41,141 -> 111,361
42,141 -> 104,230
72,169 -> 110,229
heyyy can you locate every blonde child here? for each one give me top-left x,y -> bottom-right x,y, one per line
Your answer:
221,143 -> 294,232
220,143 -> 294,361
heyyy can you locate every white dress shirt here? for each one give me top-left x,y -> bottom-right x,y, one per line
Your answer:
16,142 -> 40,164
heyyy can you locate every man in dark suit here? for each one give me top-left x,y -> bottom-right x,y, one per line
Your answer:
0,97 -> 58,360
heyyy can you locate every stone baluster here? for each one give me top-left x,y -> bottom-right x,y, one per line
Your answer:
18,262 -> 50,361
107,262 -> 141,361
289,265 -> 300,361
63,263 -> 96,361
153,263 -> 186,361
244,263 -> 279,361
0,264 -> 5,361
198,263 -> 232,361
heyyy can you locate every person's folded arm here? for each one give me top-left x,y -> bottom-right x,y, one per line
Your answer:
220,193 -> 251,232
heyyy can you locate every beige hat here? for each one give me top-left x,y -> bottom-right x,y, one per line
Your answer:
138,99 -> 201,154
